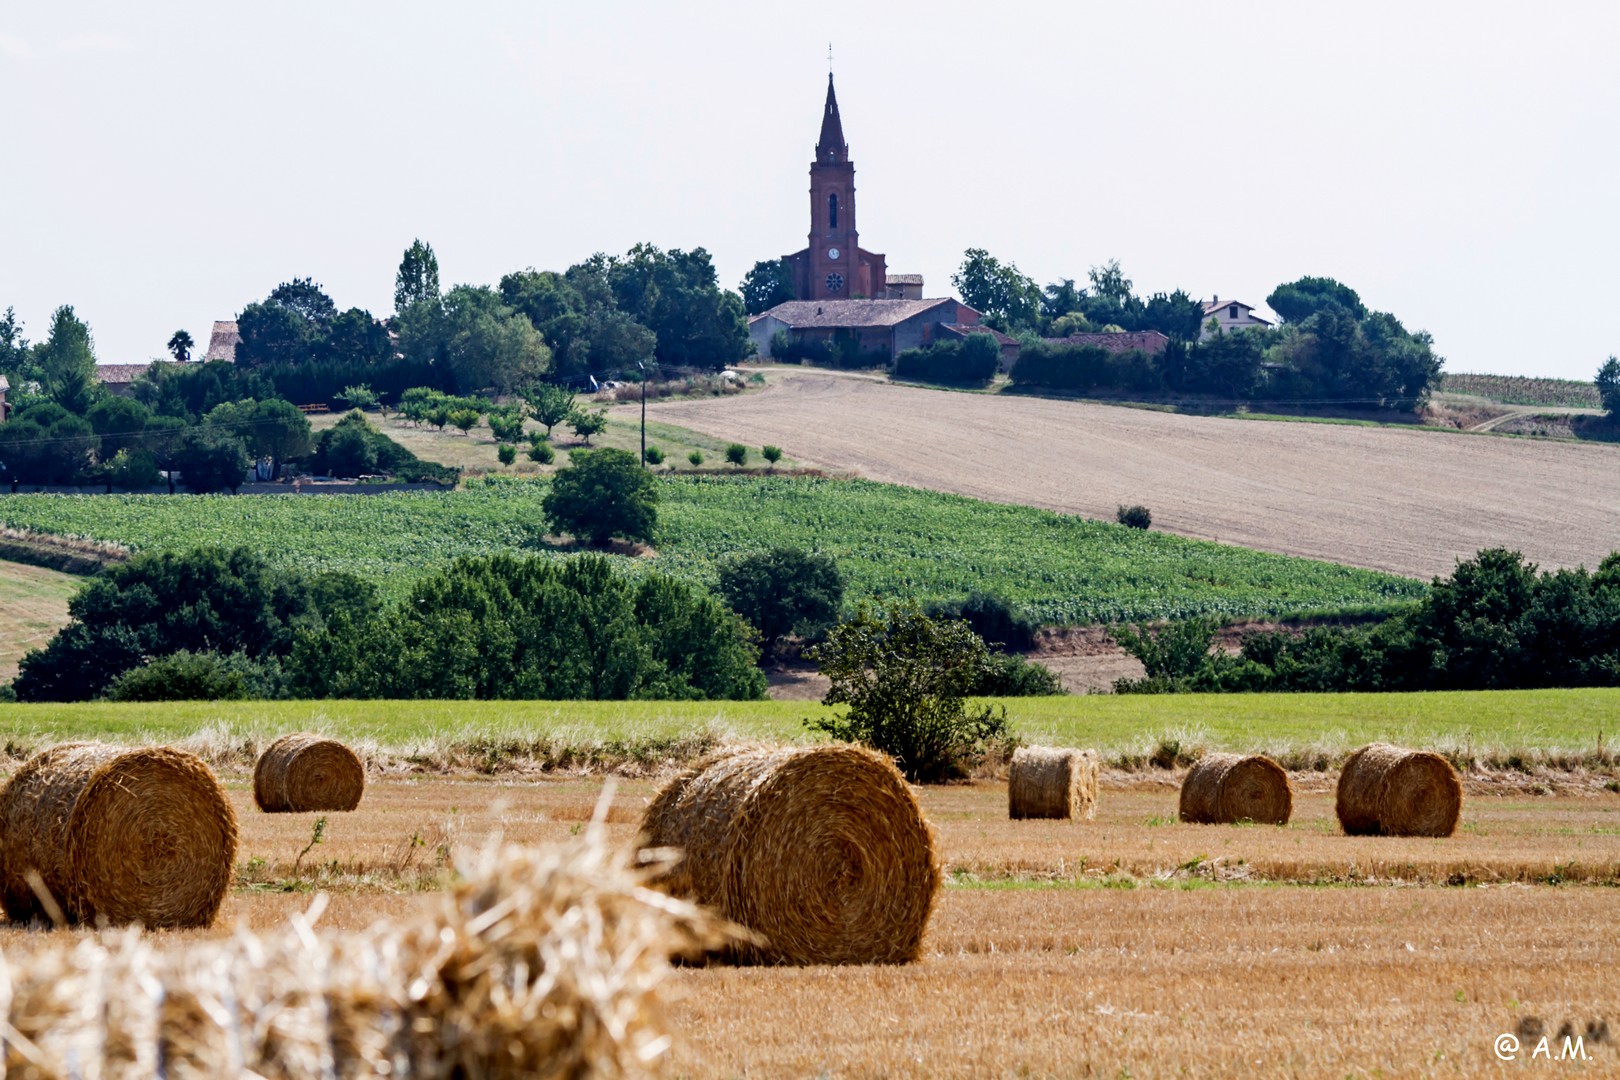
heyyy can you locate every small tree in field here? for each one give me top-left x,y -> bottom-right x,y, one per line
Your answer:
541,447 -> 658,546
1116,504 -> 1152,529
724,443 -> 748,468
448,407 -> 481,435
524,383 -> 577,436
643,445 -> 665,465
687,450 -> 704,467
568,408 -> 608,445
1598,355 -> 1620,420
717,546 -> 843,657
762,445 -> 783,468
806,602 -> 1010,783
497,443 -> 517,466
527,433 -> 555,464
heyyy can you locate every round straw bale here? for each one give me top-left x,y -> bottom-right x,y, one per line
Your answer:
1008,745 -> 1099,820
253,733 -> 365,813
640,744 -> 941,965
0,742 -> 237,928
1178,752 -> 1293,825
1336,743 -> 1462,837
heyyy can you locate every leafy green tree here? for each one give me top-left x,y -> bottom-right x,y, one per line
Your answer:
87,395 -> 153,459
448,407 -> 481,435
174,427 -> 251,493
105,448 -> 162,490
1141,290 -> 1206,340
724,442 -> 747,467
952,249 -> 1040,330
313,415 -> 379,477
497,443 -> 517,466
527,436 -> 555,465
104,650 -> 262,702
394,238 -> 441,313
235,297 -> 319,368
643,445 -> 664,465
542,447 -> 657,546
0,307 -> 29,373
33,305 -> 100,413
1597,355 -> 1620,418
398,284 -> 551,393
1109,619 -> 1217,679
806,602 -> 1012,782
567,407 -> 607,444
761,444 -> 782,467
740,258 -> 796,315
523,383 -> 576,436
500,267 -> 658,381
321,308 -> 393,366
486,406 -> 527,443
1041,279 -> 1086,325
166,329 -> 194,362
1088,259 -> 1133,307
687,449 -> 703,467
338,384 -> 379,411
204,398 -> 312,475
717,547 -> 844,656
599,244 -> 749,369
14,547 -> 313,701
0,403 -> 96,484
1265,276 -> 1367,323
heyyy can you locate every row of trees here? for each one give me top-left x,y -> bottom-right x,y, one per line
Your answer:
1113,548 -> 1620,693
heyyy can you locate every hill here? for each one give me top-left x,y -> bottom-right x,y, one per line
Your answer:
0,476 -> 1420,625
642,370 -> 1620,580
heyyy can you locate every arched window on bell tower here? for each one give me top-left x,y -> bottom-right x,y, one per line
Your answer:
828,193 -> 838,230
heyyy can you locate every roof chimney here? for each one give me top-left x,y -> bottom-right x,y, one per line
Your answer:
1212,294 -> 1218,303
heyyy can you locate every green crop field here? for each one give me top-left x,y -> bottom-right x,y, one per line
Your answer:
0,689 -> 1613,763
1440,372 -> 1601,408
0,475 -> 1424,624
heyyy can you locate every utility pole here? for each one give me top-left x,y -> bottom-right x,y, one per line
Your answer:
636,360 -> 648,467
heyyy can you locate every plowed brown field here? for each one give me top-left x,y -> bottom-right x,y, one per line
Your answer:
644,372 -> 1620,580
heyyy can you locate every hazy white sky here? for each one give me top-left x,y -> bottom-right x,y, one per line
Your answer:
2,1 -> 1617,379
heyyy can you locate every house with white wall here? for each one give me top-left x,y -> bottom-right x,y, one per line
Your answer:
1200,296 -> 1273,340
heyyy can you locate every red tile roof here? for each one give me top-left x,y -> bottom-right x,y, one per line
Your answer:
94,363 -> 154,384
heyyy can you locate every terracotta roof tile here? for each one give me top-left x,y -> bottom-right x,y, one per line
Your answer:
754,298 -> 963,329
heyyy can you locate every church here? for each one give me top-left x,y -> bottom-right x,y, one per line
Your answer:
750,75 -> 1013,364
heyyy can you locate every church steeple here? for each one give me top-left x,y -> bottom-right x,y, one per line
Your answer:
816,73 -> 848,164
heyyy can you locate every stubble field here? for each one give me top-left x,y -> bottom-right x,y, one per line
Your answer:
643,371 -> 1620,581
4,771 -> 1615,1076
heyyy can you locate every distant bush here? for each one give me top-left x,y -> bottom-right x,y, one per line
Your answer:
644,445 -> 665,465
568,408 -> 608,444
486,407 -> 527,443
497,443 -> 517,466
925,592 -> 1039,652
337,384 -> 379,412
175,427 -> 251,493
1011,341 -> 1161,394
1117,505 -> 1152,529
724,443 -> 748,467
773,331 -> 888,370
311,411 -> 459,484
970,652 -> 1065,696
104,650 -> 283,702
687,450 -> 704,467
717,547 -> 843,656
542,447 -> 657,546
762,445 -> 782,467
893,333 -> 999,386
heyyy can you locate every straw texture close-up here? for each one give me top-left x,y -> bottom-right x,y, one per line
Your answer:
1178,752 -> 1293,826
0,830 -> 722,1079
1336,743 -> 1463,837
0,742 -> 237,929
1007,745 -> 1099,820
254,732 -> 367,813
640,744 -> 941,966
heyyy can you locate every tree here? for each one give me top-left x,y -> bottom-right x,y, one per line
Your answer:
952,248 -> 1040,330
174,426 -> 251,493
0,307 -> 29,373
87,395 -> 152,459
235,278 -> 338,368
486,406 -> 527,443
724,442 -> 748,467
717,547 -> 843,656
1265,276 -> 1367,323
762,445 -> 782,467
740,258 -> 796,315
448,407 -> 481,435
568,407 -> 607,444
542,448 -> 658,546
687,449 -> 703,467
805,603 -> 1011,783
0,403 -> 96,485
166,329 -> 194,362
13,547 -> 313,702
1141,290 -> 1206,341
394,238 -> 441,313
524,383 -> 576,435
600,244 -> 750,369
500,266 -> 657,380
33,305 -> 100,414
321,308 -> 393,366
204,398 -> 312,475
1597,356 -> 1620,419
398,285 -> 551,393
316,419 -> 378,477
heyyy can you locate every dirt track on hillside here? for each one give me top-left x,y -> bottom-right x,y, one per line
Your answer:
646,373 -> 1620,579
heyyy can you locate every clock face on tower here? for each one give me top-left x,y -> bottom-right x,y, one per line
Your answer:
827,247 -> 840,260
824,272 -> 844,292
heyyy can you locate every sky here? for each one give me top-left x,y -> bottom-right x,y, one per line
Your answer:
2,1 -> 1617,379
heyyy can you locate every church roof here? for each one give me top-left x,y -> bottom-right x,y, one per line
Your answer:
816,73 -> 848,161
753,298 -> 959,329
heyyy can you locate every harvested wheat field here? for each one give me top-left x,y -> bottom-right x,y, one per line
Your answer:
643,372 -> 1620,579
1,773 -> 1615,1075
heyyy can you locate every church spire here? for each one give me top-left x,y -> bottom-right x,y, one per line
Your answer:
816,72 -> 848,163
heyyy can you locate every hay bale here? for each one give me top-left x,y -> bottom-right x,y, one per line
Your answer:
0,829 -> 723,1079
1178,752 -> 1293,825
0,742 -> 237,929
640,744 -> 941,965
1336,743 -> 1462,837
1008,745 -> 1099,820
254,732 -> 366,813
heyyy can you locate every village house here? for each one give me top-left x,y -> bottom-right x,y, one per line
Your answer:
1200,296 -> 1273,339
749,298 -> 988,362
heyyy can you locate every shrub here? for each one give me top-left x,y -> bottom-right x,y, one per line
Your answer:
337,384 -> 379,411
892,333 -> 1000,386
925,592 -> 1039,652
724,443 -> 748,467
106,448 -> 162,490
971,652 -> 1065,696
311,411 -> 458,484
448,407 -> 482,435
687,449 -> 704,467
103,650 -> 283,702
527,438 -> 555,465
1110,619 -> 1216,679
1117,504 -> 1152,529
541,447 -> 658,546
486,407 -> 527,443
319,422 -> 378,477
174,427 -> 251,493
806,602 -> 1011,783
761,445 -> 782,467
717,547 -> 843,656
497,443 -> 517,466
644,445 -> 665,465
568,407 -> 608,444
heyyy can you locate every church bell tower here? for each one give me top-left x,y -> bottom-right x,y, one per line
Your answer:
807,74 -> 861,299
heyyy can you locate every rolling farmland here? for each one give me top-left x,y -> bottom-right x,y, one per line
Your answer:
0,475 -> 1424,624
644,371 -> 1620,580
